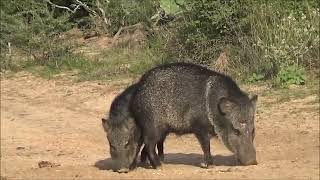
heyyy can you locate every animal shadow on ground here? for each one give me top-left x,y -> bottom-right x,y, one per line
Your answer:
95,158 -> 113,170
94,157 -> 157,170
94,153 -> 239,170
164,153 -> 240,166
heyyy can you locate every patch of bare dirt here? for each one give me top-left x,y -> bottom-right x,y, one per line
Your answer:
1,73 -> 319,179
71,24 -> 149,57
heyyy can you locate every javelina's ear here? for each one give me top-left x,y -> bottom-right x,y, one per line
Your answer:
101,118 -> 109,131
218,97 -> 237,115
250,95 -> 258,108
102,118 -> 107,124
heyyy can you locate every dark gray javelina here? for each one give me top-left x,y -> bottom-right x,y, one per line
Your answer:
101,84 -> 165,173
131,63 -> 258,169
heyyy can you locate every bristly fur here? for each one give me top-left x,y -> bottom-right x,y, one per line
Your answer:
107,83 -> 138,126
131,62 -> 257,168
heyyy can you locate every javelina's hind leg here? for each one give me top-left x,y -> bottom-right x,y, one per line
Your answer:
195,131 -> 213,168
157,135 -> 166,162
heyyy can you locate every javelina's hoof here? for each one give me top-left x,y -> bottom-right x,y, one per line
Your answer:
159,154 -> 164,162
117,168 -> 129,173
155,164 -> 163,170
140,160 -> 149,167
130,159 -> 138,170
150,158 -> 162,169
152,162 -> 161,169
245,159 -> 258,166
200,159 -> 213,168
200,162 -> 209,168
140,157 -> 147,164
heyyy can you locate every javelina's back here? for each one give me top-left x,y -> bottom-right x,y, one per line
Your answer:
132,63 -> 244,132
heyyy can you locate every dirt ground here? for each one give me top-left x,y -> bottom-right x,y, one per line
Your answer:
1,72 -> 319,179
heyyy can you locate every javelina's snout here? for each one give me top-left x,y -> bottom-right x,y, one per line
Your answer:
111,159 -> 129,173
238,149 -> 258,166
112,164 -> 129,173
237,144 -> 258,166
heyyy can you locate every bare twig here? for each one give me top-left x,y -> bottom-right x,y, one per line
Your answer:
8,42 -> 12,56
113,23 -> 149,39
45,0 -> 97,16
173,0 -> 186,10
113,26 -> 123,39
44,0 -> 81,13
96,0 -> 111,26
75,0 -> 97,16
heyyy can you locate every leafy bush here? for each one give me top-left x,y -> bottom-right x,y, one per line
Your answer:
95,0 -> 158,35
274,65 -> 307,88
167,0 -> 319,80
247,1 -> 319,75
247,73 -> 264,83
170,0 -> 250,65
0,0 -> 74,69
1,0 -> 318,86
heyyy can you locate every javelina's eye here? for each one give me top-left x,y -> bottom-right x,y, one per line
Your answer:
231,126 -> 241,136
252,128 -> 255,140
234,129 -> 241,136
109,142 -> 116,151
124,141 -> 129,148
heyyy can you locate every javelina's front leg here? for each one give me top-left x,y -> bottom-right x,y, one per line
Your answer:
157,140 -> 164,162
141,137 -> 165,164
140,145 -> 148,163
146,141 -> 161,168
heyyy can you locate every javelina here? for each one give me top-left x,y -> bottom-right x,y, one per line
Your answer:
131,63 -> 258,168
101,84 -> 165,173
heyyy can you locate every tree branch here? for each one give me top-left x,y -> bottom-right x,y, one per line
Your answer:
96,0 -> 110,26
45,0 -> 97,16
173,0 -> 186,10
75,0 -> 97,16
44,0 -> 81,13
113,23 -> 150,39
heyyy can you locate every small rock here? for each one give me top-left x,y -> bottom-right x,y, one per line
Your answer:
303,160 -> 311,163
270,164 -> 280,169
38,161 -> 61,168
299,130 -> 309,135
291,157 -> 299,162
219,168 -> 232,173
16,147 -> 25,150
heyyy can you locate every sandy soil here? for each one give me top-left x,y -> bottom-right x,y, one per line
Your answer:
1,73 -> 319,179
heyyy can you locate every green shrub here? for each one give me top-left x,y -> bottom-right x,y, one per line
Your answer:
170,0 -> 250,65
1,0 -> 318,85
168,0 -> 319,80
247,1 -> 319,75
0,0 -> 74,70
96,0 -> 158,35
20,34 -> 172,80
274,65 -> 307,88
247,73 -> 264,83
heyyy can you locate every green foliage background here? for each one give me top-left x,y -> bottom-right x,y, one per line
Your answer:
0,0 -> 319,87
